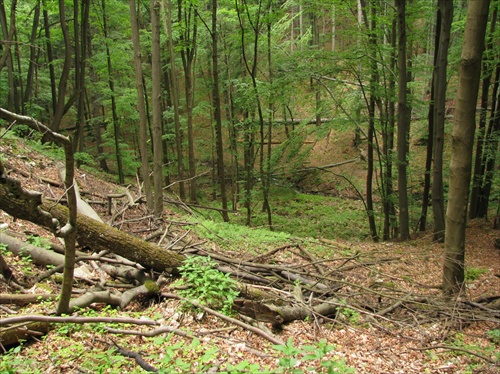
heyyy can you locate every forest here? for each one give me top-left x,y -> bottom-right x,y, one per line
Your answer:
0,0 -> 499,372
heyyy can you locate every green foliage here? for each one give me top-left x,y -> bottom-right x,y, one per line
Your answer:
177,256 -> 239,316
74,152 -> 96,167
272,338 -> 355,374
486,329 -> 500,345
340,307 -> 360,325
0,344 -> 40,374
464,266 -> 488,282
446,332 -> 500,363
192,218 -> 291,251
26,234 -> 51,250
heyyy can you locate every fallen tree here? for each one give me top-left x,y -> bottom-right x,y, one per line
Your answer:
0,180 -> 185,274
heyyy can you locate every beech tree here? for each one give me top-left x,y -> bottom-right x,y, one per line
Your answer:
443,0 -> 490,297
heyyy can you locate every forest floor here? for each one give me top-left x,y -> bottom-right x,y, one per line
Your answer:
0,137 -> 499,373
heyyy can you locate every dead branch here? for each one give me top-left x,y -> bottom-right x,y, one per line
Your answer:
411,345 -> 498,364
161,293 -> 285,345
0,293 -> 59,306
0,315 -> 160,327
109,339 -> 158,372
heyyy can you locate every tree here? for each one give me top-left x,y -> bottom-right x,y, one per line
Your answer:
212,0 -> 230,222
0,0 -> 17,111
162,0 -> 186,201
49,0 -> 72,135
151,0 -> 165,216
178,0 -> 199,203
469,5 -> 499,219
432,0 -> 453,242
101,0 -> 124,183
443,0 -> 490,297
396,0 -> 410,240
130,0 -> 153,211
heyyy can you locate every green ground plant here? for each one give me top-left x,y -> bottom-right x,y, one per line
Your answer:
176,256 -> 239,316
464,266 -> 488,281
486,329 -> 500,345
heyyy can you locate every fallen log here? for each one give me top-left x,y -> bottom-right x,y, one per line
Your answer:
0,181 -> 185,274
0,293 -> 59,306
0,232 -> 65,268
0,321 -> 50,347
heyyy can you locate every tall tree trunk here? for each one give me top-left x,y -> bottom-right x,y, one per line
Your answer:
87,26 -> 109,173
476,74 -> 500,217
383,14 -> 396,240
22,1 -> 41,110
72,0 -> 89,154
101,0 -> 123,184
0,0 -> 17,111
362,0 -> 379,242
129,0 -> 153,211
396,0 -> 410,240
212,0 -> 230,222
50,0 -> 72,133
151,0 -> 165,216
42,0 -> 56,115
443,0 -> 490,297
432,0 -> 453,242
237,0 -> 272,228
162,0 -> 185,201
179,0 -> 198,203
469,7 -> 498,219
419,5 -> 442,232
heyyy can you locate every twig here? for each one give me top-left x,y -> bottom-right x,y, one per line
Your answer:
109,338 -> 158,372
411,345 -> 498,364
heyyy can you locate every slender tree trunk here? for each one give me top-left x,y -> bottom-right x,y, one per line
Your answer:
179,0 -> 198,203
383,15 -> 396,240
163,0 -> 185,201
432,0 -> 453,242
151,0 -> 164,216
101,0 -> 123,184
476,78 -> 500,217
0,0 -> 17,111
443,0 -> 490,297
42,0 -> 56,115
212,0 -> 230,222
362,0 -> 379,242
419,5 -> 442,232
50,0 -> 72,133
22,1 -> 41,110
87,26 -> 109,173
72,0 -> 89,155
396,0 -> 410,240
129,0 -> 153,210
469,7 -> 498,219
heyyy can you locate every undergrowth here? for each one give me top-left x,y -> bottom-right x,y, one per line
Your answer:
0,333 -> 355,374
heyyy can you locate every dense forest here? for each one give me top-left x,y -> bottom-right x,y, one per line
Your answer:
0,0 -> 499,372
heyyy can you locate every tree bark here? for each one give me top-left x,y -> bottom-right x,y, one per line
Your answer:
212,0 -> 230,222
151,0 -> 165,216
396,0 -> 410,240
101,0 -> 124,184
443,0 -> 490,297
129,0 -> 153,211
162,0 -> 186,201
0,181 -> 185,273
432,0 -> 453,242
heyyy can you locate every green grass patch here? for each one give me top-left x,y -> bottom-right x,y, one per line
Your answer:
200,185 -> 369,242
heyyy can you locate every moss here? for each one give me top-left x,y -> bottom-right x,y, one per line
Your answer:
144,279 -> 160,293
